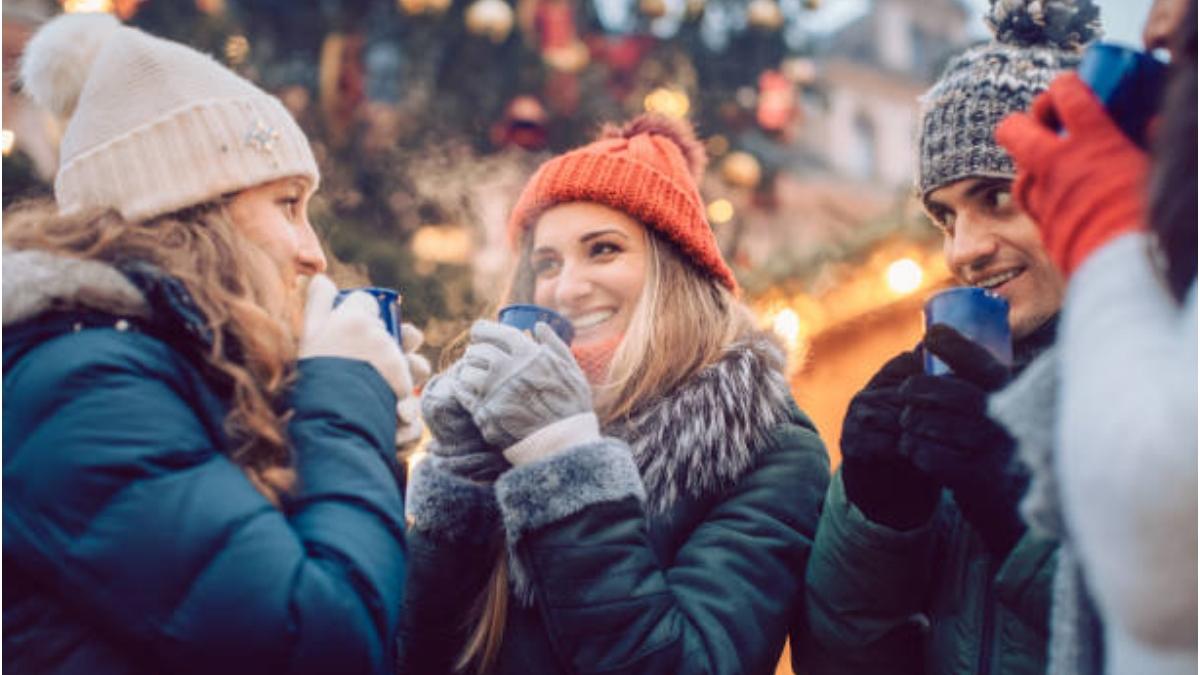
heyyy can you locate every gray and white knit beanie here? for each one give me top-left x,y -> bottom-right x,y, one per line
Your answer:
916,0 -> 1102,200
20,12 -> 318,222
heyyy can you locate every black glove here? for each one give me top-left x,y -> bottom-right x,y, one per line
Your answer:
840,348 -> 941,530
898,324 -> 1028,557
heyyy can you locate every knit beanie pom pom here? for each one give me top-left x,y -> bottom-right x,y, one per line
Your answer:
21,12 -> 123,118
600,113 -> 708,181
986,0 -> 1102,50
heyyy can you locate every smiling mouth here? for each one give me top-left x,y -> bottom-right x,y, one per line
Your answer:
973,268 -> 1022,292
570,309 -> 616,330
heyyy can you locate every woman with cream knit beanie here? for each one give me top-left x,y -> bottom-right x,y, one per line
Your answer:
5,12 -> 424,674
397,114 -> 831,674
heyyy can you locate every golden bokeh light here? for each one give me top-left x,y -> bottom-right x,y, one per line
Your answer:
63,0 -> 114,12
2,130 -> 15,157
721,151 -> 762,188
643,88 -> 690,119
772,308 -> 802,349
885,258 -> 924,295
707,199 -> 734,224
412,225 -> 473,265
465,0 -> 515,44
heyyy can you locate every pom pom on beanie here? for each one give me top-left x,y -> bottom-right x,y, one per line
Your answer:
19,12 -> 318,222
599,114 -> 709,181
987,0 -> 1101,50
20,12 -> 122,119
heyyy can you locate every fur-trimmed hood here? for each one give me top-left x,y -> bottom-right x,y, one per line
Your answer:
606,330 -> 794,513
3,248 -> 150,327
4,248 -> 218,361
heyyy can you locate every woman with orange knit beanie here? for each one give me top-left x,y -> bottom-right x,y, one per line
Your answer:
398,114 -> 831,674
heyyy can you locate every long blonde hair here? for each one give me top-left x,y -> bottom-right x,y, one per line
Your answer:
4,199 -> 299,501
456,227 -> 753,673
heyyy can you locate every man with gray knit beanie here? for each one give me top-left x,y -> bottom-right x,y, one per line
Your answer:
796,2 -> 1100,674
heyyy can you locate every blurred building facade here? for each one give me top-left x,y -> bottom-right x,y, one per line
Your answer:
738,0 -> 972,464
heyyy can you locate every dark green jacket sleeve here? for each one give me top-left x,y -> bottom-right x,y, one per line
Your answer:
994,530 -> 1058,634
396,455 -> 501,674
494,422 -> 829,675
800,470 -> 940,674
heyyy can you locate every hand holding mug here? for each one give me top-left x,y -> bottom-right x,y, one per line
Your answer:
300,276 -> 411,399
899,325 -> 1026,556
452,320 -> 592,451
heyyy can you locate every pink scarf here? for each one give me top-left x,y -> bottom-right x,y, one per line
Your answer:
571,334 -> 623,385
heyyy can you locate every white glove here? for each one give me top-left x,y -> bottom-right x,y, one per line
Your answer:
394,322 -> 431,447
400,322 -> 432,390
299,275 -> 411,400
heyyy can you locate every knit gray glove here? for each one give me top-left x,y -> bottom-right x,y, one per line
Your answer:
453,320 -> 598,463
421,361 -> 509,481
422,361 -> 491,454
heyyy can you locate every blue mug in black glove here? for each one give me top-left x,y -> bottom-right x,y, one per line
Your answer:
899,324 -> 1028,557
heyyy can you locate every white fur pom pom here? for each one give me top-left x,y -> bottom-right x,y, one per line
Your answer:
20,12 -> 122,118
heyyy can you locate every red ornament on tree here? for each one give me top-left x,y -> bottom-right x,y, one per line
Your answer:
756,69 -> 796,136
490,95 -> 549,151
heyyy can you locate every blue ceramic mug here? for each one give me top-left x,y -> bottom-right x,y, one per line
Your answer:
497,303 -> 575,345
335,287 -> 402,344
1075,43 -> 1168,149
923,287 -> 1012,376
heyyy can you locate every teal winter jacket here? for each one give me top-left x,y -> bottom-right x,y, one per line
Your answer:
3,250 -> 408,675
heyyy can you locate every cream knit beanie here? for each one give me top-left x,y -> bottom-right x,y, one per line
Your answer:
20,12 -> 318,222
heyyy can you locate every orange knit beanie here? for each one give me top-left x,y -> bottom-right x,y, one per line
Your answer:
506,114 -> 738,293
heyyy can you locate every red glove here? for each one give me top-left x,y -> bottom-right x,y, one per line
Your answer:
995,73 -> 1150,278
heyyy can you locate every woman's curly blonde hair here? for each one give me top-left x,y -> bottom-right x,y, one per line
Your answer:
4,198 -> 299,503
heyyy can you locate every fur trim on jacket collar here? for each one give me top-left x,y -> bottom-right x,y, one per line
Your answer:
3,248 -> 148,327
605,330 -> 794,514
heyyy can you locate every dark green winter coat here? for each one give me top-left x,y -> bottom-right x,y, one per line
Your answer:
800,474 -> 1057,675
798,321 -> 1060,675
397,333 -> 831,674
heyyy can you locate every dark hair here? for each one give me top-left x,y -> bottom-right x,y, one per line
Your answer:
1148,0 -> 1198,302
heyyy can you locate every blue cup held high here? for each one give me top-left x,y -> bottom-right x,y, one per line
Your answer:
335,287 -> 402,344
923,288 -> 1012,376
497,304 -> 575,345
1075,43 -> 1168,149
